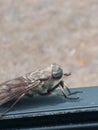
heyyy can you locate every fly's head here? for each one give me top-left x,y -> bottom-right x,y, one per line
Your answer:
46,64 -> 71,93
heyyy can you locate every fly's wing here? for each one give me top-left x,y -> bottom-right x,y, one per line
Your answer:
0,67 -> 52,106
0,77 -> 40,106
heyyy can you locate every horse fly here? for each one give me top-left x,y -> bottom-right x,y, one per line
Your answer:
0,64 -> 80,116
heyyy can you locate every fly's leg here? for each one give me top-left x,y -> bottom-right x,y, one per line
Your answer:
46,83 -> 78,99
60,81 -> 72,94
59,85 -> 79,100
60,81 -> 82,96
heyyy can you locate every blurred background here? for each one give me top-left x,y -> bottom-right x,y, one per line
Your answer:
0,0 -> 98,88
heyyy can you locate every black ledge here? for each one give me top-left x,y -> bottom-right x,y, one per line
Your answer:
0,86 -> 98,129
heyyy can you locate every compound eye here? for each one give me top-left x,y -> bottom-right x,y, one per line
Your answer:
52,68 -> 63,79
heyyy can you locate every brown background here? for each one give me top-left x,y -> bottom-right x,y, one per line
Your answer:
0,0 -> 98,88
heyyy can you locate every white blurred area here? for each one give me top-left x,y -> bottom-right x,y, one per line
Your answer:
0,0 -> 98,87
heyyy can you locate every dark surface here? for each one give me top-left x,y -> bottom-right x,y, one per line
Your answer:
0,86 -> 97,119
0,86 -> 98,129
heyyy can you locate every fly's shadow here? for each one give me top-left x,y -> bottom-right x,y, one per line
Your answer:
0,94 -> 64,115
0,90 -> 81,117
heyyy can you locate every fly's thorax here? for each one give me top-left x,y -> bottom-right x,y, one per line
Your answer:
38,76 -> 62,94
27,80 -> 51,96
27,77 -> 62,96
45,77 -> 62,91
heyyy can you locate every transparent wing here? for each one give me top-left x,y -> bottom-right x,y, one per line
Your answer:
0,77 -> 40,106
0,67 -> 52,106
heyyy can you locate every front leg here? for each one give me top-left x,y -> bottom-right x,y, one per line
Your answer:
60,81 -> 72,94
60,81 -> 82,96
46,81 -> 79,100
